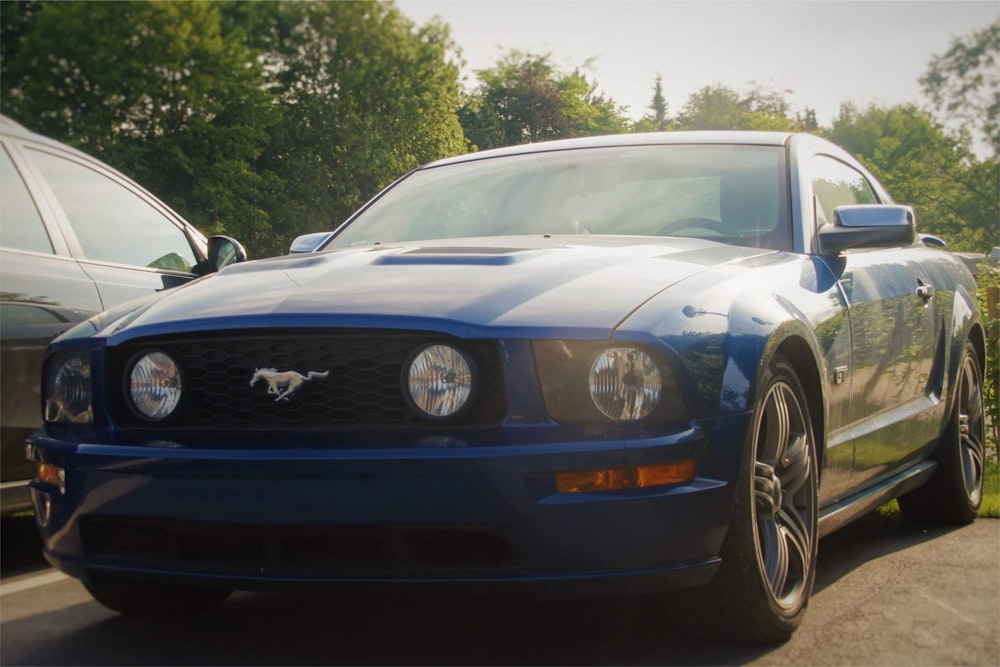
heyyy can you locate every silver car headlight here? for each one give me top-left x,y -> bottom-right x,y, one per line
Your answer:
589,347 -> 662,420
533,340 -> 687,424
404,344 -> 476,420
44,352 -> 93,424
128,351 -> 183,420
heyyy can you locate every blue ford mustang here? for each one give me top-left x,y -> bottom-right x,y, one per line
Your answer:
28,132 -> 986,642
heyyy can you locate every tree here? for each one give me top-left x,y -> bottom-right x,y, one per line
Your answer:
920,19 -> 999,158
826,102 -> 997,253
674,83 -> 799,131
1,1 -> 468,258
0,0 -> 41,83
221,1 -> 467,255
460,50 -> 628,150
632,74 -> 671,132
796,107 -> 819,132
1,1 -> 271,248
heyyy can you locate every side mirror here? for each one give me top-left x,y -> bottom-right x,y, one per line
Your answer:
290,232 -> 334,254
817,205 -> 915,256
207,235 -> 247,272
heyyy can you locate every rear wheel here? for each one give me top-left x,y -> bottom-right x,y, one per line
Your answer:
899,339 -> 985,524
85,577 -> 231,617
685,354 -> 818,643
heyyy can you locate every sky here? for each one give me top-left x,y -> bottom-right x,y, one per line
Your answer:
395,0 -> 998,129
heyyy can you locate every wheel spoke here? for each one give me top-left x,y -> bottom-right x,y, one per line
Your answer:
780,433 -> 811,496
962,428 -> 985,500
755,461 -> 778,518
777,505 -> 811,577
964,372 -> 984,428
759,518 -> 787,594
769,388 -> 791,462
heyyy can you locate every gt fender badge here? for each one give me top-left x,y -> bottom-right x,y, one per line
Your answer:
250,368 -> 330,402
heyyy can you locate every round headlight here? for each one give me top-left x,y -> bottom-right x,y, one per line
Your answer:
128,351 -> 182,420
45,354 -> 93,424
405,344 -> 475,419
589,347 -> 662,421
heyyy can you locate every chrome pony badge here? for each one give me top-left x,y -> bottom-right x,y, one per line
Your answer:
250,368 -> 330,402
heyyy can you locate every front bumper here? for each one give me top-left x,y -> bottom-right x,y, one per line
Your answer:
27,418 -> 743,600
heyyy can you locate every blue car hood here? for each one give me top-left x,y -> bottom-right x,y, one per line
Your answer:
101,237 -> 775,341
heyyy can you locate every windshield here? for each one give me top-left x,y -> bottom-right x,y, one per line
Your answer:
328,144 -> 790,250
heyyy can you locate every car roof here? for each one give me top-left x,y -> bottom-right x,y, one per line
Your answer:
0,114 -> 29,132
423,130 -> 798,169
0,113 -> 98,159
2,113 -> 53,142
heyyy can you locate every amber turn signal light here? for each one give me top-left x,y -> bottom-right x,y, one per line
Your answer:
37,462 -> 65,489
556,460 -> 696,493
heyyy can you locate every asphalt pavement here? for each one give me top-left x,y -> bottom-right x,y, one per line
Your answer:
1,514 -> 997,666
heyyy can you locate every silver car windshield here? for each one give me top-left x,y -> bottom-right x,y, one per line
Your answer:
328,144 -> 790,250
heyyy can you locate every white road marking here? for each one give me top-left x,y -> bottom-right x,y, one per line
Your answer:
0,570 -> 69,597
917,589 -> 981,628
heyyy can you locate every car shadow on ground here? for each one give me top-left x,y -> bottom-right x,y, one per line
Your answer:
0,516 -> 45,578
812,512 -> 963,593
0,514 -> 968,666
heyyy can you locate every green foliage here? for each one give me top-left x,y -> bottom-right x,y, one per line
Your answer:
0,0 -> 466,258
1,0 -> 270,248
977,263 -> 1000,456
825,102 -> 998,254
982,458 -> 1000,518
459,50 -> 628,150
920,19 -> 999,158
222,1 -> 466,255
632,79 -> 814,134
0,0 -> 41,79
632,74 -> 671,133
673,83 -> 801,132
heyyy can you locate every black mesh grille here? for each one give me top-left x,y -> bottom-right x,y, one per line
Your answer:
81,517 -> 519,576
106,331 -> 506,430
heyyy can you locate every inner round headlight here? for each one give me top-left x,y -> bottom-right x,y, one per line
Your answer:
405,344 -> 475,419
589,347 -> 662,421
128,351 -> 182,420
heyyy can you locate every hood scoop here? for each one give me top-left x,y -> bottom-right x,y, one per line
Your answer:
373,246 -> 538,266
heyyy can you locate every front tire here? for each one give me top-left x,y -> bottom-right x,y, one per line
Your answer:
85,577 -> 231,617
689,354 -> 819,643
898,339 -> 985,524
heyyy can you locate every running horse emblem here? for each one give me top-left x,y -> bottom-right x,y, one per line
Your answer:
250,368 -> 330,402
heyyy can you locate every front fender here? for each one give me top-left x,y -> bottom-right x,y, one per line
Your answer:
615,254 -> 843,462
723,293 -> 831,417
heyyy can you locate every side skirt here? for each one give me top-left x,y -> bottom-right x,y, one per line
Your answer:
818,461 -> 937,538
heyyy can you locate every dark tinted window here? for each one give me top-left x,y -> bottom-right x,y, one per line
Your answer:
26,148 -> 197,272
0,303 -> 67,325
1,147 -> 53,254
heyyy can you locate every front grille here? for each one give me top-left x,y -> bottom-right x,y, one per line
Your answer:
106,331 -> 507,430
81,517 -> 519,576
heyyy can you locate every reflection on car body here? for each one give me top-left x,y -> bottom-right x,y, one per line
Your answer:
28,132 -> 985,643
0,114 -> 245,515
